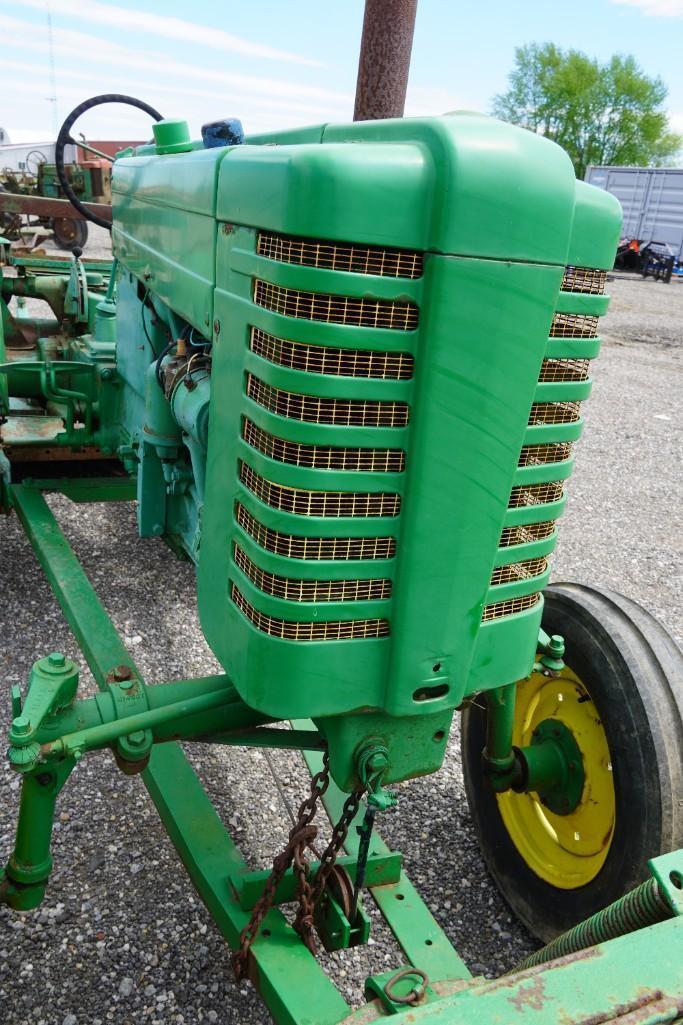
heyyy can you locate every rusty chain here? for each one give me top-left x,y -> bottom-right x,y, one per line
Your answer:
232,751 -> 366,979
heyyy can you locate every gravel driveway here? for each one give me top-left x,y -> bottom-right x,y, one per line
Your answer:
1,238 -> 681,1024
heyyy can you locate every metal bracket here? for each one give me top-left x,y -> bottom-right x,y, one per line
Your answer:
649,851 -> 683,916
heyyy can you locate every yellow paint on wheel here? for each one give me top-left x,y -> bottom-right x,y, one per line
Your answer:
497,667 -> 615,889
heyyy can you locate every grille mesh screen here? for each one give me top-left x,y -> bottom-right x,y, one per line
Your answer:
232,585 -> 390,640
243,419 -> 405,473
247,374 -> 409,428
509,481 -> 564,508
236,503 -> 395,561
254,279 -> 419,331
529,401 -> 581,426
482,593 -> 541,622
250,327 -> 414,380
240,462 -> 400,518
257,232 -> 423,280
490,557 -> 548,587
234,544 -> 391,602
518,442 -> 572,467
562,266 -> 607,295
550,313 -> 599,339
499,521 -> 556,548
539,358 -> 590,382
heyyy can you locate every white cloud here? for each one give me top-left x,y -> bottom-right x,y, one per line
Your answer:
611,0 -> 683,15
11,0 -> 323,66
0,16 -> 352,106
669,112 -> 683,132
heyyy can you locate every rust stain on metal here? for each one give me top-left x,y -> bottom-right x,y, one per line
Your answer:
575,988 -> 666,1025
508,976 -> 547,1012
0,416 -> 64,443
0,190 -> 112,221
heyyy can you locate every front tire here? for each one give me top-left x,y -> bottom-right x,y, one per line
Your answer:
461,582 -> 683,941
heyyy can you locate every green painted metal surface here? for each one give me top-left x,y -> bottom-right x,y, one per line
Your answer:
194,114 -> 621,791
7,108 -> 674,1025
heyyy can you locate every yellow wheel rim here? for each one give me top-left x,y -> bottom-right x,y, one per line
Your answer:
497,667 -> 615,889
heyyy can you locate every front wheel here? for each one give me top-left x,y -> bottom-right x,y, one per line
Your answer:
461,582 -> 683,941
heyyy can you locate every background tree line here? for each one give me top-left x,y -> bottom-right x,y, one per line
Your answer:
492,43 -> 681,179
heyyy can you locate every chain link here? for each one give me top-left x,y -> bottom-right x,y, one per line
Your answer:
233,754 -> 367,975
232,752 -> 366,979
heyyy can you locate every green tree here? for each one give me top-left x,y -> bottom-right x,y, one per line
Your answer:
492,43 -> 682,179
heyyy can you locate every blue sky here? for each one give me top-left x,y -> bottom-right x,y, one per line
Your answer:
1,0 -> 682,145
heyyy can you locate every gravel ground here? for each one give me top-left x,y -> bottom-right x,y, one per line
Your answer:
1,235 -> 681,1024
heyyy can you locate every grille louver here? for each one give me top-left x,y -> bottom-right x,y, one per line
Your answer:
242,419 -> 405,473
562,266 -> 607,295
482,593 -> 541,622
233,545 -> 391,602
257,231 -> 423,279
247,374 -> 410,428
239,462 -> 401,518
550,313 -> 599,339
250,327 -> 414,380
490,557 -> 548,587
509,481 -> 564,508
499,521 -> 556,548
254,279 -> 419,330
236,503 -> 396,561
232,585 -> 390,640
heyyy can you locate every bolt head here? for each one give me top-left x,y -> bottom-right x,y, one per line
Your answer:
128,730 -> 147,748
48,652 -> 66,668
12,716 -> 31,736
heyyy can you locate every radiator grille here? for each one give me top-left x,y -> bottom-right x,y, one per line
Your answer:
529,401 -> 581,426
539,358 -> 590,382
233,545 -> 391,602
232,585 -> 390,640
243,419 -> 405,473
254,279 -> 419,331
499,521 -> 556,547
509,481 -> 564,508
490,557 -> 548,587
240,463 -> 400,518
550,313 -> 599,339
518,442 -> 572,467
236,503 -> 396,561
256,232 -> 423,280
250,327 -> 414,380
247,374 -> 410,428
562,266 -> 607,295
482,593 -> 541,622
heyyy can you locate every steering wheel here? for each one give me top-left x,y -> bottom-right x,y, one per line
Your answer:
55,94 -> 164,229
25,149 -> 48,177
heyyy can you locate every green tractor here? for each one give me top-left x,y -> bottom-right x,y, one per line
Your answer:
1,85 -> 681,1024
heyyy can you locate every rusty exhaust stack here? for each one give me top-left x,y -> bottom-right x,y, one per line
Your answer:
353,0 -> 418,121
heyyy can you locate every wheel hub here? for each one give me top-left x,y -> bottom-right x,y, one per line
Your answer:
522,717 -> 585,815
497,668 -> 616,889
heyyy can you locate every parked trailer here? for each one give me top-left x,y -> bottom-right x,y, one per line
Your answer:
585,165 -> 683,263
